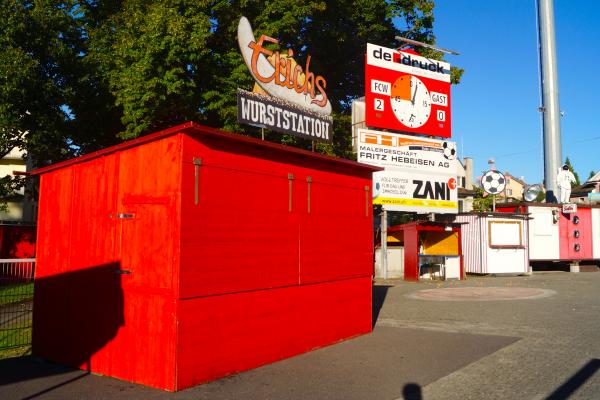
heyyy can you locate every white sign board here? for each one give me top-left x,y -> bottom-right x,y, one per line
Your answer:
488,220 -> 523,247
357,128 -> 458,214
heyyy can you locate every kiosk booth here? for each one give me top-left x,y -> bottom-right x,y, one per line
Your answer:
31,122 -> 379,391
386,221 -> 463,281
497,203 -> 600,265
455,213 -> 530,274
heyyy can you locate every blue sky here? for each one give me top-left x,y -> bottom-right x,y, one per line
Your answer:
432,0 -> 600,184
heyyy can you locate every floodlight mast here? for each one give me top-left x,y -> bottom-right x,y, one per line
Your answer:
395,36 -> 460,55
537,0 -> 562,203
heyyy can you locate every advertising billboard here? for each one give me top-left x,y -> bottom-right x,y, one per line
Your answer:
365,43 -> 451,138
357,128 -> 458,213
237,16 -> 333,142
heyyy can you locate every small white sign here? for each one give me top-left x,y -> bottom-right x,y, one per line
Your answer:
371,79 -> 391,96
562,203 -> 577,214
374,98 -> 385,111
437,110 -> 446,122
431,92 -> 448,106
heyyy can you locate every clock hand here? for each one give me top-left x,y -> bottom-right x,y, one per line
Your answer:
411,81 -> 418,105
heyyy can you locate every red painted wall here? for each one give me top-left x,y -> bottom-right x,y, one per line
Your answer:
33,123 -> 376,391
34,136 -> 182,390
559,208 -> 593,260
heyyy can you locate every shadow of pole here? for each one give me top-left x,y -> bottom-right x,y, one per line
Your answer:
403,382 -> 423,400
546,359 -> 600,400
20,371 -> 90,400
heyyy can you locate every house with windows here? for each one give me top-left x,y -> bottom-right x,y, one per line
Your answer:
499,172 -> 526,200
570,171 -> 600,203
457,157 -> 475,212
0,147 -> 36,222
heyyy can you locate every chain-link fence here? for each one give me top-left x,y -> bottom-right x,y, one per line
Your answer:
0,259 -> 35,356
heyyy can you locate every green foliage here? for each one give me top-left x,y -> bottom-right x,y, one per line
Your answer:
472,186 -> 493,212
86,0 -> 213,139
1,1 -> 462,209
564,157 -> 580,186
588,170 -> 596,181
535,189 -> 546,202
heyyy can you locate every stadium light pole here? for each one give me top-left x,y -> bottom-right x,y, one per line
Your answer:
537,0 -> 562,203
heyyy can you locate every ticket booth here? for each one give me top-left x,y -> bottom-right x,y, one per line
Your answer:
388,221 -> 463,281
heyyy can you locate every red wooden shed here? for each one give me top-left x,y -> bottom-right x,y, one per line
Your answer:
31,122 -> 379,391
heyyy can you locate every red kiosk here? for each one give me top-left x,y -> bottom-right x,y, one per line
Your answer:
388,221 -> 463,281
32,122 -> 379,391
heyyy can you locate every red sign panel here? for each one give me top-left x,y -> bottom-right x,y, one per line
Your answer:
365,43 -> 452,138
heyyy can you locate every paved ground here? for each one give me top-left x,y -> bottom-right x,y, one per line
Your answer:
1,271 -> 600,399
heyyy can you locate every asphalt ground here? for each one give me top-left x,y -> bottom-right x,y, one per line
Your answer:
1,271 -> 600,400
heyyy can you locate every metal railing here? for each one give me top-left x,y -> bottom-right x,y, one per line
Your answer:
0,258 -> 35,355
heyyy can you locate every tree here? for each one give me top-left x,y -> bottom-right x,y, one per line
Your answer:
588,170 -> 596,181
1,1 -> 461,208
564,157 -> 580,186
472,187 -> 493,212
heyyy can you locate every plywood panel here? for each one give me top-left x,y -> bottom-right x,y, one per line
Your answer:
33,168 -> 74,363
179,135 -> 299,298
299,177 -> 373,284
175,276 -> 372,390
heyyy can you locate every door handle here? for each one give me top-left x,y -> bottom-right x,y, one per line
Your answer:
115,269 -> 131,275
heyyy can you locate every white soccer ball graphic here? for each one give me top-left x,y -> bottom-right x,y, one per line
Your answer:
442,141 -> 456,160
481,170 -> 506,194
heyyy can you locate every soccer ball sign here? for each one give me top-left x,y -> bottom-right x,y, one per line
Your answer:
481,170 -> 506,194
442,141 -> 456,160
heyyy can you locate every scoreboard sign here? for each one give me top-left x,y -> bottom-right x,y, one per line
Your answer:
365,43 -> 451,138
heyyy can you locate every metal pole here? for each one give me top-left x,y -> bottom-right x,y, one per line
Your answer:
537,0 -> 562,203
381,208 -> 388,280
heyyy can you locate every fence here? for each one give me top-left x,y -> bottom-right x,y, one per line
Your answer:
0,258 -> 35,355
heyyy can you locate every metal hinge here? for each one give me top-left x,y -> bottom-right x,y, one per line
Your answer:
307,176 -> 312,214
117,213 -> 135,219
364,186 -> 370,217
288,173 -> 294,212
194,157 -> 202,205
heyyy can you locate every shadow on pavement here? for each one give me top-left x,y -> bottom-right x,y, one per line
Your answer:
0,262 -> 124,400
546,358 -> 600,400
372,284 -> 391,328
403,382 -> 422,399
0,356 -> 89,400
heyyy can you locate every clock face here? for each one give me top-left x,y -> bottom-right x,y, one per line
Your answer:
390,75 -> 431,128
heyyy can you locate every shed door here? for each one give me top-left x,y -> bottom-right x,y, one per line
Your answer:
118,202 -> 174,291
113,201 -> 177,388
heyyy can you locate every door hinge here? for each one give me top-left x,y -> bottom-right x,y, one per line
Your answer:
117,213 -> 135,219
194,157 -> 202,205
288,173 -> 294,212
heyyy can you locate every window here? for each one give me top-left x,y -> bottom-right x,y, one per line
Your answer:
507,189 -> 513,196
